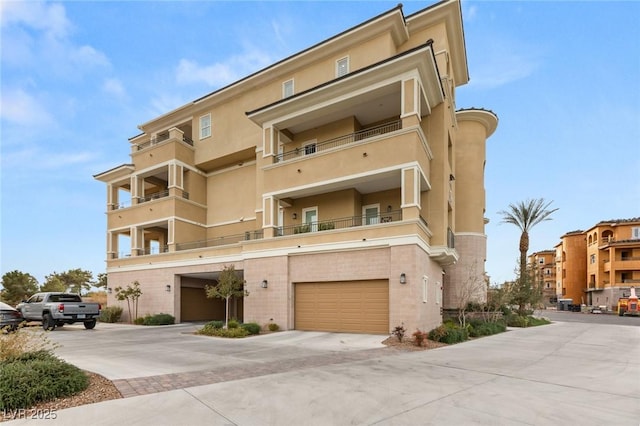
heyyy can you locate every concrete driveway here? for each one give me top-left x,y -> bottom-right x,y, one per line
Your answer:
6,320 -> 640,425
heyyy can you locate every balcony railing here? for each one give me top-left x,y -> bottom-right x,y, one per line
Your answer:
112,209 -> 430,256
135,132 -> 194,151
140,190 -> 169,203
276,210 -> 403,237
447,227 -> 455,249
275,120 -> 401,163
175,229 -> 265,251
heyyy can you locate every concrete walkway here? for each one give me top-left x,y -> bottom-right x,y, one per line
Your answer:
5,321 -> 640,425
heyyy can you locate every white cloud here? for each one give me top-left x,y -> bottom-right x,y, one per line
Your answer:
0,88 -> 54,126
467,40 -> 541,90
1,0 -> 110,74
176,46 -> 273,88
0,1 -> 71,40
102,78 -> 127,100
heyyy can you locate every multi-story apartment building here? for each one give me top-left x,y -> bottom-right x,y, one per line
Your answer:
94,0 -> 498,334
528,250 -> 557,306
585,218 -> 640,310
555,231 -> 587,306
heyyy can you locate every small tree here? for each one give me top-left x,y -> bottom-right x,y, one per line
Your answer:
0,270 -> 39,305
41,274 -> 67,293
205,265 -> 248,329
456,261 -> 488,328
114,281 -> 143,323
94,273 -> 108,290
510,264 -> 543,315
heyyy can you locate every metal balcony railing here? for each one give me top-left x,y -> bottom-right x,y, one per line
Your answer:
275,120 -> 401,163
175,229 -> 265,251
276,210 -> 403,237
135,132 -> 194,151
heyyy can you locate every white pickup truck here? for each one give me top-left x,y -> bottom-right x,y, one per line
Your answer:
18,292 -> 101,330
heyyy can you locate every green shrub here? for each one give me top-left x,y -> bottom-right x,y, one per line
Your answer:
227,319 -> 240,329
318,222 -> 335,231
197,326 -> 248,338
527,316 -> 551,327
207,320 -> 224,329
268,323 -> 280,332
99,306 -> 123,323
428,322 -> 468,344
240,322 -> 261,335
506,314 -> 529,327
142,313 -> 175,326
133,317 -> 145,325
468,321 -> 507,337
0,350 -> 88,410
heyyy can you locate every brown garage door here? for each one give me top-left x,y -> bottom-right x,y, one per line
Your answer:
295,280 -> 389,334
180,287 -> 225,322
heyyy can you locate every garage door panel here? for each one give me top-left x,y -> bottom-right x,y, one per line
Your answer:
295,280 -> 389,334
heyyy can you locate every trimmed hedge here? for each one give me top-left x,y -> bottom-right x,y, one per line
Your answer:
468,321 -> 507,337
0,350 -> 88,410
99,306 -> 123,323
428,322 -> 469,344
142,313 -> 175,326
240,322 -> 261,335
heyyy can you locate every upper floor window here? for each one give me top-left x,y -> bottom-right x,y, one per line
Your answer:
590,254 -> 596,264
336,57 -> 349,77
304,141 -> 317,155
283,79 -> 294,98
538,257 -> 544,264
632,226 -> 640,240
200,114 -> 211,139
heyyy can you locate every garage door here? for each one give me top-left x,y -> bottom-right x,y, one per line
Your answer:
180,287 -> 225,322
295,280 -> 389,334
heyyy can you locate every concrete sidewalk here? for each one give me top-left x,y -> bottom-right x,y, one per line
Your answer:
5,321 -> 640,425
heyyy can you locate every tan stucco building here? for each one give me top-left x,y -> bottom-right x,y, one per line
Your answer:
555,231 -> 587,306
94,0 -> 498,333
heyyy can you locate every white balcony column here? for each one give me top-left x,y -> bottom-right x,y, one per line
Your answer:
168,127 -> 184,141
107,184 -> 117,210
131,226 -> 144,256
107,231 -> 116,260
262,125 -> 276,159
167,218 -> 176,252
401,166 -> 421,220
131,175 -> 142,204
262,195 -> 278,238
401,76 -> 422,128
167,162 -> 183,197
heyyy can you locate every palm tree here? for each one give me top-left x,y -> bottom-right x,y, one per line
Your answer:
499,198 -> 558,276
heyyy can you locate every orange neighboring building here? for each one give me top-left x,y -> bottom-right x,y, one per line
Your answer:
585,218 -> 640,310
555,231 -> 587,306
528,250 -> 556,306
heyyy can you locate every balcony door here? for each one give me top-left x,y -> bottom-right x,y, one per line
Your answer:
363,204 -> 380,225
303,207 -> 318,232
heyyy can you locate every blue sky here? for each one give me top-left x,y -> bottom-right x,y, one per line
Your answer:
1,0 -> 639,286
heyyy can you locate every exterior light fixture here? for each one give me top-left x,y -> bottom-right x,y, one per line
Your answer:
165,285 -> 171,292
261,280 -> 268,289
107,287 -> 112,294
387,205 -> 392,212
400,273 -> 407,284
292,213 -> 297,220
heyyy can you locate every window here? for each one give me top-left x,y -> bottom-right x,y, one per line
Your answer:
590,254 -> 596,264
199,114 -> 211,139
545,268 -> 551,275
435,281 -> 442,305
632,227 -> 640,240
336,57 -> 349,77
304,142 -> 316,155
283,79 -> 294,98
422,276 -> 428,303
538,257 -> 544,264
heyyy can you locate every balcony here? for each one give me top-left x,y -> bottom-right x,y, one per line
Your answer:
176,229 -> 265,251
108,192 -> 205,230
131,127 -> 195,170
135,131 -> 194,151
276,210 -> 403,236
275,121 -> 400,163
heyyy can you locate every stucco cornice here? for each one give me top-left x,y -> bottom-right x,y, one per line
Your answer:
455,108 -> 498,137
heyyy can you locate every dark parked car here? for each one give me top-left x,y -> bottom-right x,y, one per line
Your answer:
0,301 -> 23,332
